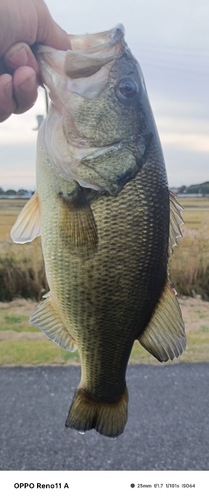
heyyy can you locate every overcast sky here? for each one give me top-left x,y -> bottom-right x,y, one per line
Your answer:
0,0 -> 208,190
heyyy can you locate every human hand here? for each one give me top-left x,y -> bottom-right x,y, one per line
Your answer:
0,0 -> 71,122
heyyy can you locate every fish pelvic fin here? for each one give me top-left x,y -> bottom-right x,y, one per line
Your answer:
65,386 -> 128,438
59,186 -> 98,259
169,191 -> 184,255
10,192 -> 41,243
138,282 -> 186,362
30,293 -> 77,352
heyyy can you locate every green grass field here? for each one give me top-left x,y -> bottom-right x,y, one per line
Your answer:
0,196 -> 208,366
0,295 -> 208,365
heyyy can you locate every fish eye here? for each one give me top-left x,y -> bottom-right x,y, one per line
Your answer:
115,77 -> 138,102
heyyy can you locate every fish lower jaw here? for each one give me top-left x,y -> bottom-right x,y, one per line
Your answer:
65,386 -> 128,438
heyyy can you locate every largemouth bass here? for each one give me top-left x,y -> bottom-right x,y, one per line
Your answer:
11,25 -> 186,438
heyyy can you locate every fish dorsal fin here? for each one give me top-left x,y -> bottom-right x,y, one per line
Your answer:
10,192 -> 41,244
169,191 -> 184,255
59,186 -> 98,259
30,293 -> 77,352
138,282 -> 186,362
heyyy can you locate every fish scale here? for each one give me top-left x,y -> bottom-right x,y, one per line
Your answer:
36,145 -> 168,402
11,25 -> 185,438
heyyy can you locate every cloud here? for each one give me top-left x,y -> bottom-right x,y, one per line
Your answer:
160,133 -> 209,153
46,0 -> 209,51
155,115 -> 209,154
165,148 -> 209,187
0,1 -> 208,189
0,142 -> 36,190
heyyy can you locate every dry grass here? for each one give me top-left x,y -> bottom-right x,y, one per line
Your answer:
0,196 -> 209,301
0,196 -> 208,365
0,238 -> 48,301
0,199 -> 48,301
170,197 -> 209,299
0,199 -> 27,239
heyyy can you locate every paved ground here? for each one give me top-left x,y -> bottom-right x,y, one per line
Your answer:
0,363 -> 209,470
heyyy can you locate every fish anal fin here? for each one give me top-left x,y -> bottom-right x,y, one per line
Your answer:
138,282 -> 186,362
59,187 -> 98,259
10,192 -> 41,244
30,294 -> 77,352
169,191 -> 184,254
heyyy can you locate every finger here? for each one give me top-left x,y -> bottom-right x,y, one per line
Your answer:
35,2 -> 71,51
42,20 -> 71,51
0,73 -> 16,122
4,43 -> 40,75
0,58 -> 8,76
35,1 -> 71,51
13,66 -> 38,114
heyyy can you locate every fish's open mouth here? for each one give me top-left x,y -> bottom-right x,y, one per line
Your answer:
35,25 -> 126,83
68,24 -> 125,51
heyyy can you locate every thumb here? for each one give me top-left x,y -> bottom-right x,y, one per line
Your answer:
34,1 -> 72,50
42,20 -> 71,50
36,2 -> 71,51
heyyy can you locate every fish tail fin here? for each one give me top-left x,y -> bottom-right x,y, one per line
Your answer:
65,386 -> 128,438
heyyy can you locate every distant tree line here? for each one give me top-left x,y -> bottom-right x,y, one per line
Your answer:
0,188 -> 33,196
187,182 -> 209,195
173,181 -> 209,196
1,181 -> 209,197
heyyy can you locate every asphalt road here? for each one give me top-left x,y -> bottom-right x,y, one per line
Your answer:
0,363 -> 208,471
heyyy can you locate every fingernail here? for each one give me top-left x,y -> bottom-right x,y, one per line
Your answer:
7,47 -> 29,66
4,81 -> 13,100
19,73 -> 37,93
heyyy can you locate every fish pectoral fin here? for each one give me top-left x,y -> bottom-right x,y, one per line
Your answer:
137,282 -> 186,362
30,294 -> 77,352
10,192 -> 41,243
169,191 -> 184,254
59,186 -> 98,258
